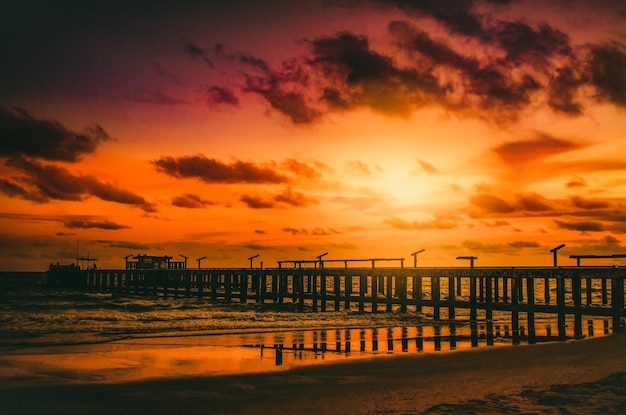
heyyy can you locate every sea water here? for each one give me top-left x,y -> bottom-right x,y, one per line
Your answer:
0,272 -> 615,382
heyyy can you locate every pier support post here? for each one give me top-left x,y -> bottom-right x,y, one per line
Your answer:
611,268 -> 624,333
526,274 -> 536,344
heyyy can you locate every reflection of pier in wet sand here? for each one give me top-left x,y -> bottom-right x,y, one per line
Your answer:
48,264 -> 626,340
253,319 -> 615,366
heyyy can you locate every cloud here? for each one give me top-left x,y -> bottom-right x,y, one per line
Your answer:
254,229 -> 267,235
1,157 -> 156,212
96,240 -> 150,250
493,21 -> 572,67
172,193 -> 214,208
570,196 -> 610,210
64,220 -> 130,230
282,227 -> 307,235
191,4 -> 624,126
493,133 -> 586,165
274,187 -> 318,207
383,215 -> 458,230
548,67 -> 584,115
347,160 -> 372,176
507,241 -> 541,249
0,106 -> 111,162
416,159 -> 438,174
515,193 -> 553,212
240,195 -> 275,209
554,220 -> 605,233
241,187 -> 317,209
566,176 -> 587,188
587,43 -> 626,107
470,193 -> 516,214
153,155 -> 290,184
205,85 -> 239,106
374,0 -> 489,39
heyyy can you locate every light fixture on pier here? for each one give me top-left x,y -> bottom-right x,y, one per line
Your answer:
411,249 -> 425,267
196,256 -> 207,269
550,244 -> 566,267
456,256 -> 477,268
248,254 -> 260,269
316,252 -> 328,268
179,254 -> 188,269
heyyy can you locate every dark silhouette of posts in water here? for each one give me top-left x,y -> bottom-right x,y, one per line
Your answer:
550,244 -> 566,267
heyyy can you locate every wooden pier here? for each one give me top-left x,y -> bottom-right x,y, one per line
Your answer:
47,265 -> 626,339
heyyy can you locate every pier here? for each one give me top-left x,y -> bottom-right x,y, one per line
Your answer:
47,263 -> 626,340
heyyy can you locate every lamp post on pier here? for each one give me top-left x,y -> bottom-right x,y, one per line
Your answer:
196,256 -> 207,269
411,249 -> 425,267
550,244 -> 566,267
456,256 -> 477,268
179,254 -> 188,269
248,254 -> 260,269
124,254 -> 133,270
316,252 -> 328,269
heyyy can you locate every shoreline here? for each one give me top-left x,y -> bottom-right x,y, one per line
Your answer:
1,333 -> 625,414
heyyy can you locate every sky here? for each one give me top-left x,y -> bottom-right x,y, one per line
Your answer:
1,0 -> 626,271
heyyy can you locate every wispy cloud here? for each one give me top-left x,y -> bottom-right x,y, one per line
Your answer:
64,220 -> 130,230
172,193 -> 214,208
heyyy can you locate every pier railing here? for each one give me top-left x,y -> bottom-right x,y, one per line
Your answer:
47,266 -> 626,338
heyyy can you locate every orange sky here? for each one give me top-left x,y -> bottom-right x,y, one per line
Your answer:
1,0 -> 626,270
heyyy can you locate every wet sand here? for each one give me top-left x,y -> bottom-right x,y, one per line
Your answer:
1,333 -> 626,414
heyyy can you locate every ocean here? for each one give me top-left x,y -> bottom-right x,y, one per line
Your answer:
0,272 -> 615,382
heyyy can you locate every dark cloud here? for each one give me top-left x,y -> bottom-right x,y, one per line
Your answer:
153,155 -> 290,184
307,31 -> 444,117
494,133 -> 585,165
515,193 -> 553,212
240,188 -> 317,209
470,194 -> 516,214
507,241 -> 541,249
172,193 -> 214,208
240,195 -> 275,209
566,176 -> 588,188
205,85 -> 239,106
493,21 -> 572,67
254,229 -> 267,235
0,106 -> 111,162
96,240 -> 150,250
554,220 -> 605,233
64,220 -> 130,230
548,67 -> 584,115
274,187 -> 318,207
587,43 -> 626,107
570,196 -> 610,210
280,158 -> 327,179
183,39 -> 216,68
2,157 -> 156,212
374,0 -> 489,39
282,227 -> 307,235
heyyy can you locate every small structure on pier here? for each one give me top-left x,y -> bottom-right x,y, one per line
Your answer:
125,254 -> 186,270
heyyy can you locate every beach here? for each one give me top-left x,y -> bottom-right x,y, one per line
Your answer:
1,333 -> 625,414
